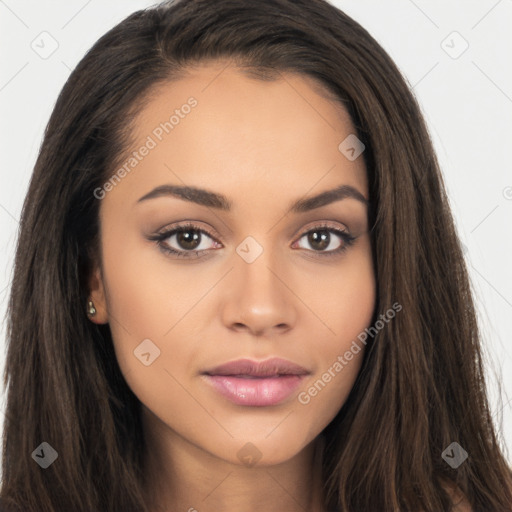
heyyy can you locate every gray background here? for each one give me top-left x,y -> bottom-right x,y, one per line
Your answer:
1,0 -> 511,473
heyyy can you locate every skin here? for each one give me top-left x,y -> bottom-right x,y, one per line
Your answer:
88,60 -> 376,512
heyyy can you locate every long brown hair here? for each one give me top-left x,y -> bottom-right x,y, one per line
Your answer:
1,0 -> 511,510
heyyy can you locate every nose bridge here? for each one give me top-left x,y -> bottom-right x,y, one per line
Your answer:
222,233 -> 296,334
235,234 -> 283,303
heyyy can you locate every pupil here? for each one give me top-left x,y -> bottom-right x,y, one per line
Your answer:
177,229 -> 200,250
309,230 -> 329,250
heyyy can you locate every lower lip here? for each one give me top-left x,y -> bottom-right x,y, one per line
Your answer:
203,375 -> 305,406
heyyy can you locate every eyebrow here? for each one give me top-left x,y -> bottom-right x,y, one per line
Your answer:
137,183 -> 368,213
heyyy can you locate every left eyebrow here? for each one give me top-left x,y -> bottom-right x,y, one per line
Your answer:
289,184 -> 368,213
136,183 -> 368,213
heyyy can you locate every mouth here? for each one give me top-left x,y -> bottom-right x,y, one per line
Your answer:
201,357 -> 310,407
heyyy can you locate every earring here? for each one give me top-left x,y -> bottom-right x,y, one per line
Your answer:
87,300 -> 97,317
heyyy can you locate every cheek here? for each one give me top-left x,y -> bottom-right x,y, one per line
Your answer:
100,213 -> 213,333
97,237 -> 227,456
296,239 -> 375,416
98,222 -> 206,383
307,237 -> 376,350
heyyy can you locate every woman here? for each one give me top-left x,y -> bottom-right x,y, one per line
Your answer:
1,0 -> 511,510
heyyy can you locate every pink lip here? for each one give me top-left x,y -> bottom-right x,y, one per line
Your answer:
202,357 -> 309,407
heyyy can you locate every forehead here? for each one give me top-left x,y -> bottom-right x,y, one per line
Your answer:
106,61 -> 368,210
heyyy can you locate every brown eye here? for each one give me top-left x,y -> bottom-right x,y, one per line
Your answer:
294,226 -> 355,255
161,227 -> 218,253
148,222 -> 221,259
174,228 -> 203,250
305,230 -> 332,251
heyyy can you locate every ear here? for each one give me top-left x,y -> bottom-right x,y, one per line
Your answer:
87,264 -> 109,324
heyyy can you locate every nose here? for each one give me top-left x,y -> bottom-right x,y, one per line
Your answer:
221,251 -> 297,338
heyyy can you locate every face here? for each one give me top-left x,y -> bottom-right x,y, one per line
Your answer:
89,61 -> 376,467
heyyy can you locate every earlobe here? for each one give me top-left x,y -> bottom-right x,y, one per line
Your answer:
87,266 -> 109,324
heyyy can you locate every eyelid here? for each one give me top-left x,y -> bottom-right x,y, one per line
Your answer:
295,219 -> 349,237
154,220 -> 220,239
148,220 -> 356,259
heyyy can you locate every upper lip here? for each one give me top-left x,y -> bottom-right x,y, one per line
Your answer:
202,357 -> 310,377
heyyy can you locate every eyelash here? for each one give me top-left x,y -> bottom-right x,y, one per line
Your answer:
148,221 -> 356,260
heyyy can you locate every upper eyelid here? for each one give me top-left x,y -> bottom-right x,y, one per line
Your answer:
156,222 -> 352,248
